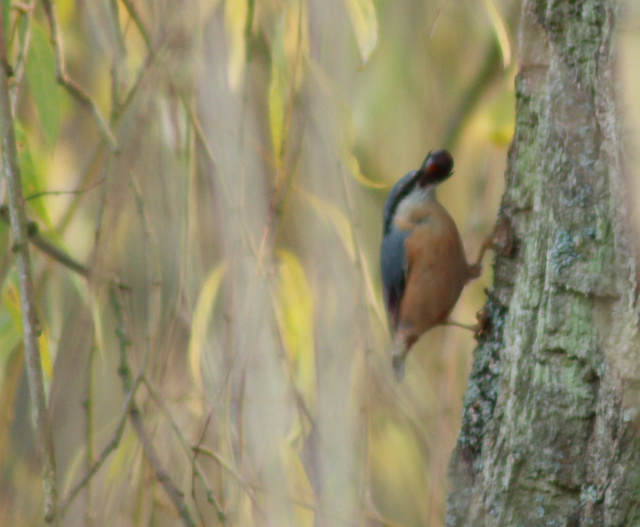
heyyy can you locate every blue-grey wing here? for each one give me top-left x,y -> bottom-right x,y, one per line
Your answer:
380,226 -> 410,332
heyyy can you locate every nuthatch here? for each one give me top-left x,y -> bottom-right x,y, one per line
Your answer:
380,150 -> 489,380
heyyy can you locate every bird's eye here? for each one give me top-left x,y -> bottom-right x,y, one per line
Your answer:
418,150 -> 453,185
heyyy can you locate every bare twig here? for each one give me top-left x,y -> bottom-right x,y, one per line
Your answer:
187,104 -> 315,434
60,371 -> 143,516
128,408 -> 197,527
0,205 -> 90,277
110,288 -> 197,527
0,8 -> 59,525
128,172 -> 161,355
9,0 -> 35,114
82,344 -> 97,527
194,446 -> 364,527
24,177 -> 105,201
336,162 -> 378,525
120,0 -> 152,52
39,0 -> 119,151
57,43 -> 160,237
141,376 -> 227,523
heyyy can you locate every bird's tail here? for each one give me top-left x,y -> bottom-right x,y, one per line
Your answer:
391,335 -> 411,381
392,353 -> 406,381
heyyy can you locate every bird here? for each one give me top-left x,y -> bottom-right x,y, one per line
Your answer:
380,150 -> 487,380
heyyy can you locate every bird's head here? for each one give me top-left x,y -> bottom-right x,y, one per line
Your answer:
382,150 -> 454,235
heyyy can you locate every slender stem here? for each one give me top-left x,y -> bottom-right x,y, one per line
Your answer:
0,205 -> 90,277
141,376 -> 227,523
0,6 -> 59,525
110,288 -> 197,527
40,0 -> 119,150
120,0 -> 151,52
60,370 -> 143,516
9,0 -> 35,114
82,344 -> 97,527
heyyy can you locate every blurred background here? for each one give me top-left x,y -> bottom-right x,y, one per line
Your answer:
0,0 -> 573,525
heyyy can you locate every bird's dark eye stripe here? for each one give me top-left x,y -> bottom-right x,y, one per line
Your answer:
382,171 -> 419,235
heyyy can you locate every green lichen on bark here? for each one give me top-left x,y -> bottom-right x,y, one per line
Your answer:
446,0 -> 640,525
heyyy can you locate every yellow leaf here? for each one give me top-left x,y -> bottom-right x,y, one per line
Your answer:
275,250 -> 315,409
283,0 -> 309,90
472,85 -> 515,146
188,263 -> 227,392
224,0 -> 248,91
107,428 -> 141,484
344,150 -> 386,189
280,440 -> 315,527
237,493 -> 255,525
484,0 -> 511,69
343,0 -> 378,64
369,417 -> 428,522
270,2 -> 309,162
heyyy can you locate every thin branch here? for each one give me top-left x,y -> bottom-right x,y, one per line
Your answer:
336,162 -> 377,526
9,0 -> 35,114
12,2 -> 32,13
141,376 -> 227,523
110,289 -> 197,527
59,371 -> 144,516
56,42 -> 160,237
0,205 -> 90,277
128,172 -> 162,356
194,446 -> 364,527
0,7 -> 59,525
82,344 -> 97,527
39,0 -> 119,151
187,104 -> 315,434
24,177 -> 105,201
128,408 -> 197,527
120,0 -> 152,52
192,446 -> 246,486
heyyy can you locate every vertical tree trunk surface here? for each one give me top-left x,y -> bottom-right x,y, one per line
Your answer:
446,0 -> 640,525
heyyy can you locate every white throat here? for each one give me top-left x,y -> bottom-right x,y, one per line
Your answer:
395,184 -> 437,221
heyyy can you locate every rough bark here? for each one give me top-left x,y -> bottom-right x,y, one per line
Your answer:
446,0 -> 640,525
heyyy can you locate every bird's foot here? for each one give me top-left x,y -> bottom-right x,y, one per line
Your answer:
467,263 -> 482,279
467,216 -> 516,281
443,319 -> 479,332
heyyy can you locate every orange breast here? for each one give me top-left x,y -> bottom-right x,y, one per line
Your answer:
395,201 -> 469,341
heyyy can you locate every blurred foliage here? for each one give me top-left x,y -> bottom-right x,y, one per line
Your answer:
0,0 -> 521,525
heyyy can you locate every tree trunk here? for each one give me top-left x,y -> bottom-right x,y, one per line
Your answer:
446,0 -> 640,525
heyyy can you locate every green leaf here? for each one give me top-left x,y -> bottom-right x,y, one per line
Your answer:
343,0 -> 378,65
269,14 -> 286,161
1,0 -> 10,47
14,127 -> 51,226
280,440 -> 315,527
26,23 -> 60,150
